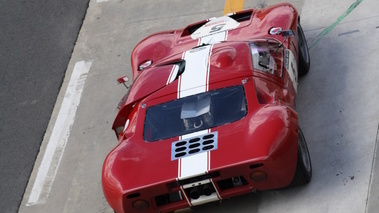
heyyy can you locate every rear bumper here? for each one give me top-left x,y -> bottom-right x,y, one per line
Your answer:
121,144 -> 297,213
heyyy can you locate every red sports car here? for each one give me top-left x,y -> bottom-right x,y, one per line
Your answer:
103,3 -> 311,213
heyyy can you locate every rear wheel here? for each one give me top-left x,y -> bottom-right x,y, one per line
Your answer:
297,23 -> 310,76
289,127 -> 312,187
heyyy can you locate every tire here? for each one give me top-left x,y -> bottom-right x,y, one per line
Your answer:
297,23 -> 310,76
289,127 -> 312,187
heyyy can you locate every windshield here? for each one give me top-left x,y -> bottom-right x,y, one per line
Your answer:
144,85 -> 247,141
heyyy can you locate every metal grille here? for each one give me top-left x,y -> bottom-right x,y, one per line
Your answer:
171,132 -> 218,160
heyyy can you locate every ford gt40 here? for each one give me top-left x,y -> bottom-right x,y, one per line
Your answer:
103,3 -> 312,213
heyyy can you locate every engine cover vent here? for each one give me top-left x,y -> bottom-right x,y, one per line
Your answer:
171,132 -> 218,160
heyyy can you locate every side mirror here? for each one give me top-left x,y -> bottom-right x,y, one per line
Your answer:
269,27 -> 295,38
282,30 -> 295,37
117,76 -> 129,89
269,27 -> 283,35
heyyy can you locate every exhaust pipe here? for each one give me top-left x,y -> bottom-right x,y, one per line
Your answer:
202,184 -> 214,196
188,183 -> 215,200
189,188 -> 200,199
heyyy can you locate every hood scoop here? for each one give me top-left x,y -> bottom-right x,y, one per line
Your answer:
165,60 -> 186,85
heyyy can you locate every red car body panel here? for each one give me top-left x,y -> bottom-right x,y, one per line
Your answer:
103,3 -> 302,213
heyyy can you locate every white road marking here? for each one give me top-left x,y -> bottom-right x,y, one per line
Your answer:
26,61 -> 91,206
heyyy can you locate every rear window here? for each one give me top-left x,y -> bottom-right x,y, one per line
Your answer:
144,86 -> 247,142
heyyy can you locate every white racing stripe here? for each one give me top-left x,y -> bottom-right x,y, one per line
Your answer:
26,61 -> 91,206
177,45 -> 213,179
178,130 -> 210,179
178,45 -> 213,99
177,19 -> 232,179
199,31 -> 227,46
175,19 -> 234,204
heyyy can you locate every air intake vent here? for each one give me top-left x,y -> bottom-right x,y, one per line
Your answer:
229,11 -> 253,22
171,132 -> 218,160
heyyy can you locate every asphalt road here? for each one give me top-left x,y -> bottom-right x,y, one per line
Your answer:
0,1 -> 89,212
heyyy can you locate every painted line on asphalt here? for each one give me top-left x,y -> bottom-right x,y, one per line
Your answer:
223,0 -> 244,15
309,0 -> 364,49
26,61 -> 92,206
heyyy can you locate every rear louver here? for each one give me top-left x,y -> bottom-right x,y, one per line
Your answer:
171,132 -> 218,160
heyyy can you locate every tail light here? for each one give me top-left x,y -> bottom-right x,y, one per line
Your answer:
250,171 -> 267,182
132,200 -> 149,211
